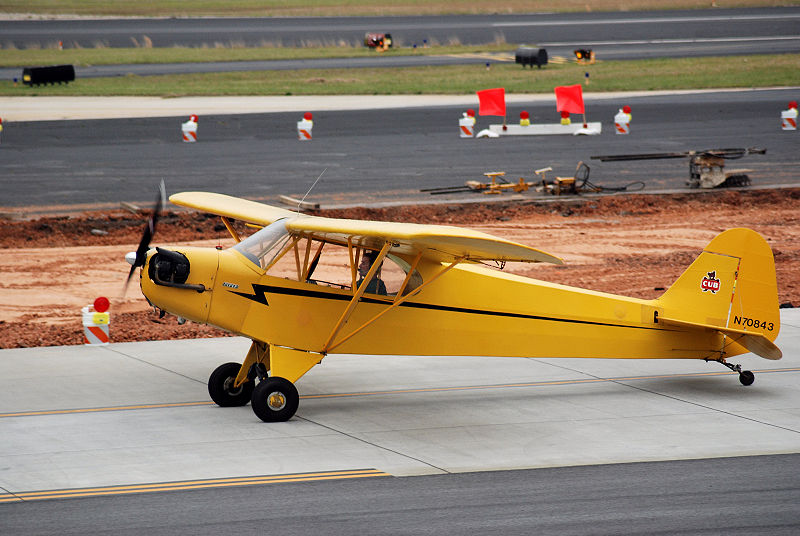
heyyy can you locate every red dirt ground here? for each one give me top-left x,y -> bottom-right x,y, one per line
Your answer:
1,188 -> 798,349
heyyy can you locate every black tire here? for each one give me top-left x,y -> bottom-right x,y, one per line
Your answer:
251,377 -> 299,422
739,370 -> 755,386
208,362 -> 254,407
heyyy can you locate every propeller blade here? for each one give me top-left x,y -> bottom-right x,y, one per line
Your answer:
123,180 -> 166,293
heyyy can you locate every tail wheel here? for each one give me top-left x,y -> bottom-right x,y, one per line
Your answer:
739,370 -> 755,386
208,362 -> 254,407
251,377 -> 299,422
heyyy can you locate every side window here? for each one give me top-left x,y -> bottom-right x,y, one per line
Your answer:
263,238 -> 423,297
384,254 -> 422,296
356,252 -> 422,297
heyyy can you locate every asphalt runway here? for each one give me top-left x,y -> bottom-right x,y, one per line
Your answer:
2,456 -> 799,535
1,88 -> 797,210
3,8 -> 799,52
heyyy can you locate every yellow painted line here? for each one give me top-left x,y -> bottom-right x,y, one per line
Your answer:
0,401 -> 213,419
3,368 -> 798,419
302,367 -> 800,400
1,469 -> 388,503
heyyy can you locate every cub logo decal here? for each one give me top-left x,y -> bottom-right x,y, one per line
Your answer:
701,271 -> 721,293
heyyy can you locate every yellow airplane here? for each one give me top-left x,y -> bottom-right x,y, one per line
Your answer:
126,191 -> 782,422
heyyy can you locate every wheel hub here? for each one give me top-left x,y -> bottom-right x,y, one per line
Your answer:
223,377 -> 243,396
267,391 -> 287,411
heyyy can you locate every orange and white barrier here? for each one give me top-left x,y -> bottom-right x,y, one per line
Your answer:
297,120 -> 313,140
297,112 -> 313,140
459,117 -> 475,137
614,109 -> 630,134
459,110 -> 476,138
181,114 -> 198,142
781,101 -> 797,131
82,297 -> 110,345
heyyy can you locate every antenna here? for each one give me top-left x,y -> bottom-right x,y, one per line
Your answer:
298,168 -> 326,211
159,179 -> 166,207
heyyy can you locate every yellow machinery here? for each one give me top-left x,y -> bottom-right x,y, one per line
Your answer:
465,171 -> 532,194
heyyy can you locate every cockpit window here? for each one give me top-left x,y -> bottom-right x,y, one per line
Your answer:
234,225 -> 424,296
232,218 -> 291,270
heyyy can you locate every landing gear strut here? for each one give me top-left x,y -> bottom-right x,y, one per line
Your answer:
713,359 -> 755,386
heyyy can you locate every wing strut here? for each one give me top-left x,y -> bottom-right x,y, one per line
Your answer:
322,253 -> 465,354
321,242 -> 392,352
220,217 -> 242,243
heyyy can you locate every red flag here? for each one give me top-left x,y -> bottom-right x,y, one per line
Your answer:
554,84 -> 585,114
477,88 -> 506,116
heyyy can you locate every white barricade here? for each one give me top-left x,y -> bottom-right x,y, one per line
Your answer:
459,117 -> 474,137
82,305 -> 110,345
297,119 -> 313,140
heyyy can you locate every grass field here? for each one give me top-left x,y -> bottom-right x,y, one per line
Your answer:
2,0 -> 795,17
0,44 -> 514,67
2,54 -> 797,96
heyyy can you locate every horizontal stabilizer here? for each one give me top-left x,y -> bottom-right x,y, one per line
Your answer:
659,316 -> 782,361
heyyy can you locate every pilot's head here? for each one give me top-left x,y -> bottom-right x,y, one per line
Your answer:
358,250 -> 382,277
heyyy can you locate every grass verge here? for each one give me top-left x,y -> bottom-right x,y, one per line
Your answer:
0,44 -> 512,68
1,54 -> 797,96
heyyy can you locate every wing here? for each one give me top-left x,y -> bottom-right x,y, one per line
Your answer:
285,216 -> 563,264
170,192 -> 298,226
170,192 -> 563,264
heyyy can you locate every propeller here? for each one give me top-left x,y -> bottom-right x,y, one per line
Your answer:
124,180 -> 166,294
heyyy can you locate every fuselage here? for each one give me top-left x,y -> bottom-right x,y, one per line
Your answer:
141,245 -> 728,361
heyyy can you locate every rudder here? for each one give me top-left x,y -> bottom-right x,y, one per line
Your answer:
656,228 -> 780,357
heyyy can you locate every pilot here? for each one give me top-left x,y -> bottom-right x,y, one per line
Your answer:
357,250 -> 387,295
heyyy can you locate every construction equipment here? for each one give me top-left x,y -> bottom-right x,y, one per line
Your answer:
422,163 -> 644,196
573,49 -> 595,64
364,32 -> 393,51
422,171 -> 533,195
535,166 -> 581,195
536,162 -> 644,195
591,147 -> 766,189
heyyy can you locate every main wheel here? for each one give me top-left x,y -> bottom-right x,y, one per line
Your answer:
739,370 -> 755,386
208,362 -> 254,407
251,377 -> 299,422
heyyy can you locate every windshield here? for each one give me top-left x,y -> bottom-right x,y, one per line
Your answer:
232,218 -> 291,270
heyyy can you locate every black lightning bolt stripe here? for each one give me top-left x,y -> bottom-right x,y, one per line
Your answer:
231,284 -> 270,305
228,284 -> 665,331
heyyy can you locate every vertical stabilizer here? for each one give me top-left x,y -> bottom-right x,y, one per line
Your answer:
656,228 -> 779,358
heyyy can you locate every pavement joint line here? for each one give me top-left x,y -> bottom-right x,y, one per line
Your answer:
105,346 -> 206,385
545,364 -> 800,436
615,382 -> 800,436
0,469 -> 389,503
298,415 -> 451,475
2,368 -> 797,420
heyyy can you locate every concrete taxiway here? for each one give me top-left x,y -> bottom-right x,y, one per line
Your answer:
1,309 -> 798,496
